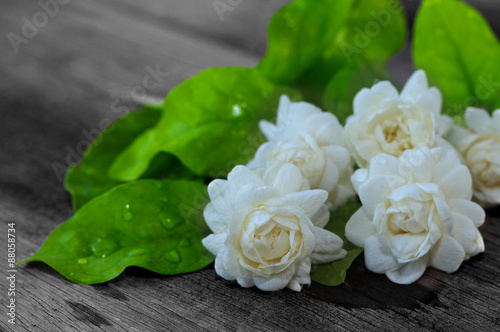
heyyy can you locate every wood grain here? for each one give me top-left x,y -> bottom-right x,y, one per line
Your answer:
1,1 -> 500,331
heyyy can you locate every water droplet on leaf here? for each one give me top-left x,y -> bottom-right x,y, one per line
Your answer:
91,238 -> 117,257
77,258 -> 88,265
232,104 -> 242,117
123,204 -> 134,221
164,250 -> 181,263
128,249 -> 149,257
160,212 -> 180,230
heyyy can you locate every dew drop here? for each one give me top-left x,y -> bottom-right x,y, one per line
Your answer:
128,249 -> 149,257
232,104 -> 242,117
164,250 -> 181,263
123,204 -> 134,221
91,238 -> 117,257
160,212 -> 180,230
77,258 -> 88,265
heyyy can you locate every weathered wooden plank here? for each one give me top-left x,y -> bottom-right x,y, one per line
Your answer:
1,1 -> 500,331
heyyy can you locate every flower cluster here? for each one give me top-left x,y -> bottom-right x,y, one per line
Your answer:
344,71 -> 486,284
447,108 -> 500,207
203,70 -> 490,290
203,96 -> 354,291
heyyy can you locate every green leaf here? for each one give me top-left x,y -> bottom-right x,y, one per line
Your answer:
65,106 -> 199,211
323,62 -> 390,124
258,0 -> 406,105
257,0 -> 355,85
311,199 -> 363,286
109,67 -> 300,181
413,0 -> 500,120
22,180 -> 213,284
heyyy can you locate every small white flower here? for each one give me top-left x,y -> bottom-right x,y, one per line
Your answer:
345,147 -> 485,284
202,163 -> 346,292
250,95 -> 355,210
447,107 -> 500,207
344,70 -> 453,168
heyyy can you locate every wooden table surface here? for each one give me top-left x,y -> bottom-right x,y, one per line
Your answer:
1,1 -> 500,331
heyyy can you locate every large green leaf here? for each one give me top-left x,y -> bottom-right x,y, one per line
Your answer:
413,0 -> 500,120
22,180 -> 213,284
65,106 -> 197,211
109,67 -> 300,181
311,199 -> 363,286
323,62 -> 390,124
258,0 -> 406,105
257,0 -> 355,85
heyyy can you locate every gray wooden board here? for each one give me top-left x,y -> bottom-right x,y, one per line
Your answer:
1,1 -> 500,331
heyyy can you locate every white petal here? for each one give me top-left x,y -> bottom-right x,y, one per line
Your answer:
438,165 -> 472,200
322,145 -> 351,174
369,153 -> 405,177
310,227 -> 346,264
214,251 -> 236,280
310,204 -> 329,228
345,208 -> 376,247
295,257 -> 312,279
227,165 -> 264,190
437,115 -> 454,137
401,70 -> 429,98
204,203 -> 228,234
431,147 -> 465,185
364,235 -> 399,274
253,267 -> 295,291
492,109 -> 500,127
252,142 -> 275,168
358,175 -> 406,212
236,275 -> 255,288
351,168 -> 368,194
465,107 -> 491,132
259,120 -> 277,141
300,219 -> 317,258
223,246 -> 245,278
202,233 -> 226,256
451,213 -> 481,256
371,81 -> 399,99
285,190 -> 328,219
287,279 -> 303,292
386,256 -> 428,285
317,159 -> 339,192
249,186 -> 279,207
448,199 -> 485,227
273,163 -> 304,195
314,115 -> 343,146
429,234 -> 465,273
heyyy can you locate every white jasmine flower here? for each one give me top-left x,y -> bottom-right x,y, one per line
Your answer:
250,95 -> 354,210
345,147 -> 485,284
202,163 -> 346,292
344,70 -> 453,168
448,107 -> 500,207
